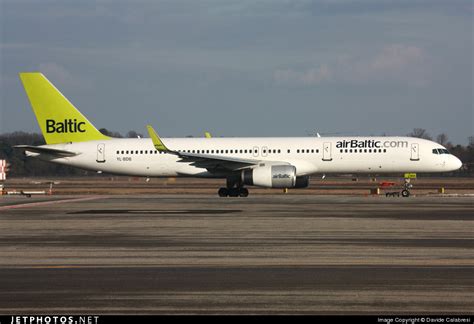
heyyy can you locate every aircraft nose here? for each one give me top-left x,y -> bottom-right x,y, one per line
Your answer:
451,156 -> 462,171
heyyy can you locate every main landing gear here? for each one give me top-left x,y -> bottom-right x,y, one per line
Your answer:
218,187 -> 249,197
217,176 -> 249,197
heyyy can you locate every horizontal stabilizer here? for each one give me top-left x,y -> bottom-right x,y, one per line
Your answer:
14,145 -> 79,157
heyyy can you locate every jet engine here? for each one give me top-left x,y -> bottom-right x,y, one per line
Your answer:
241,165 -> 309,188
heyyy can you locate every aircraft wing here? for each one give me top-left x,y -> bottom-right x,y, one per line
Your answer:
146,125 -> 287,171
173,151 -> 260,171
14,145 -> 79,157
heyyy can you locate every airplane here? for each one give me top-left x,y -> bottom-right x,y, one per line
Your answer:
15,72 -> 462,197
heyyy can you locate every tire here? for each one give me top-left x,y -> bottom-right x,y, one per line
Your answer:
239,188 -> 249,197
401,189 -> 410,197
218,188 -> 228,197
228,188 -> 240,197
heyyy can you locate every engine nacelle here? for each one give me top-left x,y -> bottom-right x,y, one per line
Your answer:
242,165 -> 309,188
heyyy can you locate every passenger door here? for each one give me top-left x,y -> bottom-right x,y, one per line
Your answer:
97,143 -> 106,163
322,142 -> 332,161
410,143 -> 419,161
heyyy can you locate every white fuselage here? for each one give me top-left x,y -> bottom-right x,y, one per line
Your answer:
31,136 -> 462,178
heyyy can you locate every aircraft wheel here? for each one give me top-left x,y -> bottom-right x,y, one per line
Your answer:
218,188 -> 228,197
401,189 -> 410,197
228,188 -> 240,197
239,188 -> 249,197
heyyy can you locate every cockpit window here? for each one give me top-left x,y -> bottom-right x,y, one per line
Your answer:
433,148 -> 450,154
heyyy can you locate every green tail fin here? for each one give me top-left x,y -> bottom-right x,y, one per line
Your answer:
19,72 -> 110,144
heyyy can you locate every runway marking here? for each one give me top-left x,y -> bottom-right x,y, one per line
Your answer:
69,209 -> 241,215
0,196 -> 104,210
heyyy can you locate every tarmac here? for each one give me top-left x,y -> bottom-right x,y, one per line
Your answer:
0,194 -> 473,314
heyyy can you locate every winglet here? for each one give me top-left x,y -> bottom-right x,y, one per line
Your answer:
146,125 -> 170,151
204,131 -> 212,138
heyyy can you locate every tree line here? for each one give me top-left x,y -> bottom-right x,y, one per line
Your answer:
0,128 -> 472,177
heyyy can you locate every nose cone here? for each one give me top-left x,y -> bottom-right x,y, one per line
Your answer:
450,156 -> 462,171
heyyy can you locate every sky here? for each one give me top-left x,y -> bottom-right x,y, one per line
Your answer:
0,0 -> 472,144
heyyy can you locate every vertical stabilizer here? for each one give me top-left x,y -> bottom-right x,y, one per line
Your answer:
19,72 -> 110,144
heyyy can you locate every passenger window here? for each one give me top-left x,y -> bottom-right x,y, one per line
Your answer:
349,149 -> 352,153
344,149 -> 348,153
340,149 -> 343,153
244,150 -> 248,153
383,149 -> 386,153
287,149 -> 290,153
297,149 -> 300,153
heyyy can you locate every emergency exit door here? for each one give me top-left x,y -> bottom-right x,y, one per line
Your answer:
97,143 -> 106,163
